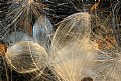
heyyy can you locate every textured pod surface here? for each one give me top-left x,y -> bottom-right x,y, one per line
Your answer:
5,41 -> 48,73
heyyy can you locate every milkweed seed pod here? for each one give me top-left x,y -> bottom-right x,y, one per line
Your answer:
4,0 -> 45,37
49,12 -> 99,81
5,41 -> 48,73
33,15 -> 54,50
51,11 -> 116,50
49,11 -> 118,81
52,12 -> 92,50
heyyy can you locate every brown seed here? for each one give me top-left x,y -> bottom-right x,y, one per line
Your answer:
81,77 -> 93,81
